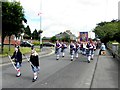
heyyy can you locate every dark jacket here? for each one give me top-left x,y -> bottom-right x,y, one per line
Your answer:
11,51 -> 22,63
30,55 -> 39,66
86,43 -> 94,50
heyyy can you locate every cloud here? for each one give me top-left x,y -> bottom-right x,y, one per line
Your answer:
19,0 -> 119,37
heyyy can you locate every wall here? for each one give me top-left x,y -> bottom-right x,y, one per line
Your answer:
107,43 -> 120,61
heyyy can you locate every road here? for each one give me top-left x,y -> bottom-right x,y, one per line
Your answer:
1,48 -> 119,88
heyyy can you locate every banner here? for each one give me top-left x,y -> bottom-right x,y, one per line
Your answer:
79,32 -> 88,42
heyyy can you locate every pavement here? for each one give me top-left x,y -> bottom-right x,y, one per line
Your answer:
1,48 -> 119,89
91,50 -> 119,88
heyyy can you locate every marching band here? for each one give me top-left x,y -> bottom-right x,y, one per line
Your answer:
55,38 -> 97,62
10,38 -> 97,82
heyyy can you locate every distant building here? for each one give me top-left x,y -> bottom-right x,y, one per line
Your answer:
55,30 -> 76,41
42,37 -> 51,42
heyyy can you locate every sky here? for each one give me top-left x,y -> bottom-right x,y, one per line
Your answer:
16,0 -> 119,37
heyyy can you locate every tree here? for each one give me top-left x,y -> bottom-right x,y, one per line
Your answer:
60,35 -> 70,42
24,25 -> 31,39
114,31 -> 120,43
32,29 -> 39,40
114,20 -> 120,43
2,1 -> 27,52
64,35 -> 70,42
93,20 -> 118,44
50,36 -> 57,43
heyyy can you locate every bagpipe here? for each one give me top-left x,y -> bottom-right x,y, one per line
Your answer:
61,44 -> 67,52
8,54 -> 17,70
70,48 -> 75,55
23,54 -> 36,68
75,44 -> 80,52
55,47 -> 60,54
23,54 -> 40,73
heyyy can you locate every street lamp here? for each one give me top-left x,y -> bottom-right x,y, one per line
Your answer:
38,0 -> 43,51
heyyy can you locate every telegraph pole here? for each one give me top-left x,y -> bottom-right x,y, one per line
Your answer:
39,0 -> 43,51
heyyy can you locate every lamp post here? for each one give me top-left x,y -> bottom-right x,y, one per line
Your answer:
39,30 -> 43,51
38,0 -> 43,51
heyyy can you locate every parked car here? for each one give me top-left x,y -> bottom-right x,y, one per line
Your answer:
43,42 -> 55,47
20,41 -> 34,47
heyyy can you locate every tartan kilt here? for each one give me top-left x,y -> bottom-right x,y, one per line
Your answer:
70,49 -> 75,55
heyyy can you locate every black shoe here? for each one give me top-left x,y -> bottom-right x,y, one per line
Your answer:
91,58 -> 93,60
88,61 -> 90,63
56,58 -> 59,60
16,74 -> 21,77
32,77 -> 38,82
32,79 -> 36,82
71,59 -> 73,61
62,56 -> 64,57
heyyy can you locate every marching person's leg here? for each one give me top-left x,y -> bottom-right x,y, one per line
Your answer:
16,62 -> 21,77
62,49 -> 65,57
56,49 -> 58,60
55,48 -> 57,59
91,50 -> 94,60
84,48 -> 86,55
32,66 -> 38,82
83,48 -> 85,55
62,52 -> 65,57
80,48 -> 82,54
71,50 -> 74,61
87,55 -> 91,63
99,49 -> 102,55
87,50 -> 91,63
33,72 -> 37,79
71,55 -> 73,61
37,66 -> 40,74
56,49 -> 60,60
75,49 -> 78,59
81,48 -> 84,54
76,51 -> 78,59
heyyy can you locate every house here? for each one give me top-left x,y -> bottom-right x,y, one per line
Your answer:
42,37 -> 51,42
55,30 -> 76,41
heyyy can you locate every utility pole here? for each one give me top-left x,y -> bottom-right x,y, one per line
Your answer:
39,0 -> 43,51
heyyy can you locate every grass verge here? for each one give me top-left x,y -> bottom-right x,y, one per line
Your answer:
0,46 -> 40,57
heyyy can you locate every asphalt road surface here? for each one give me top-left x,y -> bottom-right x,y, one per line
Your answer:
1,48 -> 119,88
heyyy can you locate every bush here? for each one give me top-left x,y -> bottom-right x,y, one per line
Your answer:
32,41 -> 40,45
